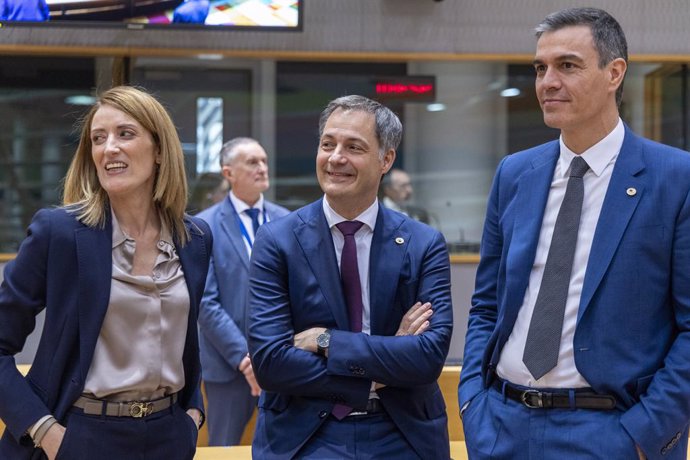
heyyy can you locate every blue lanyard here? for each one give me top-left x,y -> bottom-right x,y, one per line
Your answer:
227,196 -> 267,250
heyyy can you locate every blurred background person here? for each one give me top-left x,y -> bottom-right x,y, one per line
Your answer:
189,172 -> 228,213
381,168 -> 431,224
196,137 -> 289,446
0,0 -> 49,21
0,86 -> 211,460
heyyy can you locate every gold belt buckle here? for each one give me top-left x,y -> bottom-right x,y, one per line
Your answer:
129,401 -> 154,418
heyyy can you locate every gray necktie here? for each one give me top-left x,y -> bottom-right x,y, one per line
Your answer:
523,156 -> 590,380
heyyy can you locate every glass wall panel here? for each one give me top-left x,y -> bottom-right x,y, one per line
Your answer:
130,58 -> 253,214
0,56 -> 95,252
1,57 -> 688,253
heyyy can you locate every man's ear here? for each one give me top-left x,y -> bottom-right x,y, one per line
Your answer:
609,57 -> 627,93
381,149 -> 396,174
221,165 -> 233,183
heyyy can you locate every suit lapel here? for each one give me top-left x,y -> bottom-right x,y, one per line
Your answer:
264,201 -> 283,221
293,200 -> 350,330
219,198 -> 250,269
75,220 -> 113,381
369,208 -> 407,335
177,222 -> 207,375
501,146 -> 558,339
177,223 -> 207,315
578,131 -> 645,320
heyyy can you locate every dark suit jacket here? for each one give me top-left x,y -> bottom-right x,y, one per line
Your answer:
459,126 -> 690,459
0,207 -> 212,459
248,199 -> 453,459
196,197 -> 289,383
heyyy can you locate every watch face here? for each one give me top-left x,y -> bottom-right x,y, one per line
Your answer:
317,332 -> 330,349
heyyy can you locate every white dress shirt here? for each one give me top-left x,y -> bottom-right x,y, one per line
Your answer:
497,118 -> 624,388
323,197 -> 380,398
322,197 -> 378,335
229,190 -> 266,254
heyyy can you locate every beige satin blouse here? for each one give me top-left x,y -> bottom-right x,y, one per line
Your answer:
82,213 -> 190,402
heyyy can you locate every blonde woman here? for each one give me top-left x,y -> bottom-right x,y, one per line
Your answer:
0,86 -> 212,460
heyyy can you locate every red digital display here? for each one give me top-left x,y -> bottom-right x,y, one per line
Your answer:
373,76 -> 436,103
376,83 -> 434,95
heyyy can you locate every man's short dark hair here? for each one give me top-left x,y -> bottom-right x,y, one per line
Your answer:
318,95 -> 402,159
535,7 -> 628,106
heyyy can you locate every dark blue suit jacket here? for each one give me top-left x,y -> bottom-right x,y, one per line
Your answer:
0,207 -> 212,459
248,199 -> 453,459
197,197 -> 289,383
459,127 -> 690,459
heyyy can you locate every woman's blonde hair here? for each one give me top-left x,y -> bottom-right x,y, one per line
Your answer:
63,86 -> 190,245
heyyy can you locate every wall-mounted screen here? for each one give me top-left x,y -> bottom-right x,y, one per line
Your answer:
0,0 -> 302,30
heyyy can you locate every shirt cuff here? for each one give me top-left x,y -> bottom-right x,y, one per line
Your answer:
29,415 -> 57,448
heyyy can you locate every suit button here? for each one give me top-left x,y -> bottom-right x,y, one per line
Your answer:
318,411 -> 328,419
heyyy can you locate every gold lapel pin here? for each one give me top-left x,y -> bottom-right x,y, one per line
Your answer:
626,187 -> 637,197
395,237 -> 404,245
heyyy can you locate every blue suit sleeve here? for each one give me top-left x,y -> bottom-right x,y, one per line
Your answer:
248,225 -> 370,407
620,185 -> 690,458
0,210 -> 53,441
326,231 -> 453,387
198,254 -> 249,371
458,159 -> 505,407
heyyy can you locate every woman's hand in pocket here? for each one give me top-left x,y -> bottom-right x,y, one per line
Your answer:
41,423 -> 66,460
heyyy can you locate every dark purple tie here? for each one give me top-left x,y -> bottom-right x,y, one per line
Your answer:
336,221 -> 364,332
331,220 -> 364,420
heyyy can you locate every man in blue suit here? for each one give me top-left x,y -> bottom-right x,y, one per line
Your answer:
248,95 -> 453,459
197,137 -> 289,446
460,7 -> 690,460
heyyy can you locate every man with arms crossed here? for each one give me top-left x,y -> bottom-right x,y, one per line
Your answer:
460,7 -> 690,460
248,95 -> 453,459
197,137 -> 289,445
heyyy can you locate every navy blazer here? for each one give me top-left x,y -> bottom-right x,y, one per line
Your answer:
196,197 -> 289,383
248,199 -> 453,460
0,207 -> 212,459
459,127 -> 690,459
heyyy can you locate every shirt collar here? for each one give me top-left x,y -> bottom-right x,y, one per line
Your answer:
229,190 -> 265,214
322,196 -> 378,233
558,117 -> 624,178
111,209 -> 129,248
111,209 -> 175,256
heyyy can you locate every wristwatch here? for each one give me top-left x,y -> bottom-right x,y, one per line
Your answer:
316,329 -> 331,356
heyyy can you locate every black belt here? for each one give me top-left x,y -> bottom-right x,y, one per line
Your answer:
347,398 -> 384,417
493,379 -> 616,410
73,393 -> 178,418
